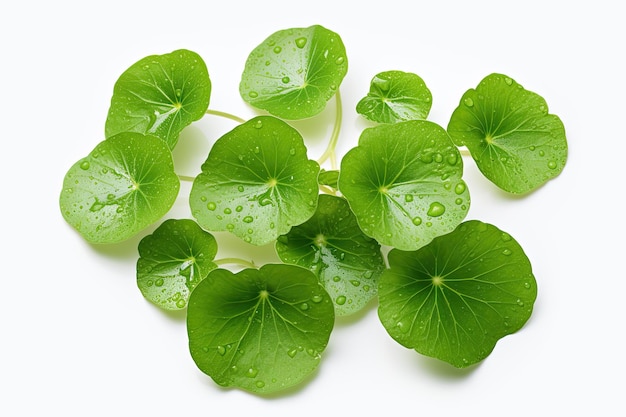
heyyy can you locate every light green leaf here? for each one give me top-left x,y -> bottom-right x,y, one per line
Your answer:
447,73 -> 567,194
239,25 -> 348,120
105,49 -> 211,150
378,220 -> 537,368
59,132 -> 180,244
338,120 -> 470,251
187,264 -> 335,394
189,116 -> 320,246
137,219 -> 218,310
356,70 -> 432,123
276,194 -> 385,316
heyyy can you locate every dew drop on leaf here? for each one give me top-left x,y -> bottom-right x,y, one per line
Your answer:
464,97 -> 474,107
427,202 -> 446,217
336,295 -> 347,305
207,202 -> 216,211
295,37 -> 307,48
80,161 -> 90,170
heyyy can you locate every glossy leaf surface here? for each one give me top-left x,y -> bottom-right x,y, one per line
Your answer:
276,194 -> 384,316
189,116 -> 320,246
239,25 -> 347,120
137,219 -> 218,310
59,132 -> 180,244
105,49 -> 211,150
447,73 -> 567,194
356,70 -> 432,123
339,120 -> 470,251
187,264 -> 334,394
378,220 -> 537,368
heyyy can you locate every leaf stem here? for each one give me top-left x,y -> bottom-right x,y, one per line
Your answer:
178,174 -> 196,182
214,257 -> 258,269
316,90 -> 343,170
205,109 -> 246,124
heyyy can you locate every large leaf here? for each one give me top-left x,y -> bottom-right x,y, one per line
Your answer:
338,120 -> 470,251
239,25 -> 348,120
189,116 -> 320,246
105,49 -> 211,150
276,194 -> 385,316
59,132 -> 180,244
356,70 -> 432,123
447,73 -> 567,194
187,264 -> 335,394
137,219 -> 218,310
378,220 -> 537,368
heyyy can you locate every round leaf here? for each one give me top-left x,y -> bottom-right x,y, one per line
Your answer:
187,264 -> 335,394
59,132 -> 180,244
189,116 -> 320,246
447,73 -> 567,194
378,220 -> 537,368
137,219 -> 218,310
105,49 -> 211,150
239,25 -> 348,120
356,70 -> 432,123
276,194 -> 385,316
338,120 -> 470,251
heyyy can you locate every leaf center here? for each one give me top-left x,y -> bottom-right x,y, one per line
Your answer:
314,233 -> 327,247
432,275 -> 443,286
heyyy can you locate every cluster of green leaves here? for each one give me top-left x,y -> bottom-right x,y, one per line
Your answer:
59,24 -> 567,395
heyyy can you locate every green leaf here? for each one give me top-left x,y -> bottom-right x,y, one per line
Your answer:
356,70 -> 432,123
318,169 -> 339,190
189,116 -> 320,246
105,49 -> 211,150
338,120 -> 470,251
59,132 -> 180,244
276,194 -> 385,316
447,73 -> 567,194
239,25 -> 348,120
137,219 -> 218,310
378,220 -> 537,368
187,264 -> 335,394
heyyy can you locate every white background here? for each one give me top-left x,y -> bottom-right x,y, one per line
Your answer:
2,0 -> 624,415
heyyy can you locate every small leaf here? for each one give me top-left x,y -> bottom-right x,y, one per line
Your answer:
239,25 -> 348,120
105,49 -> 211,150
59,132 -> 180,244
378,220 -> 537,368
356,70 -> 432,123
187,264 -> 335,394
447,73 -> 567,194
276,194 -> 385,316
318,169 -> 339,190
189,116 -> 320,246
339,120 -> 470,251
137,219 -> 218,310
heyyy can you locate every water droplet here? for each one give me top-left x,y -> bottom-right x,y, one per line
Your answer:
335,56 -> 344,65
273,46 -> 282,54
243,216 -> 254,223
281,76 -> 290,84
455,198 -> 463,205
502,248 -> 512,256
289,148 -> 296,156
288,348 -> 298,358
547,161 -> 557,169
295,37 -> 307,48
455,182 -> 466,195
255,381 -> 265,388
299,303 -> 309,311
311,295 -> 323,303
350,280 -> 360,287
248,91 -> 258,98
89,202 -> 105,212
446,153 -> 458,165
332,276 -> 341,282
516,299 -> 525,307
207,202 -> 216,211
412,217 -> 422,226
246,368 -> 258,378
235,205 -> 243,212
524,282 -> 531,289
176,299 -> 186,308
405,194 -> 414,202
335,295 -> 347,305
464,97 -> 474,107
155,278 -> 164,287
253,119 -> 263,129
427,202 -> 446,217
501,232 -> 512,242
79,161 -> 90,170
504,77 -> 513,86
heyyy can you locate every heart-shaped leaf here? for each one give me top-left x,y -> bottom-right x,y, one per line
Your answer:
137,219 -> 218,310
378,220 -> 537,368
189,116 -> 320,246
59,132 -> 180,244
447,73 -> 567,194
105,49 -> 211,150
338,120 -> 470,251
356,70 -> 432,123
239,25 -> 348,120
276,194 -> 385,316
187,264 -> 335,394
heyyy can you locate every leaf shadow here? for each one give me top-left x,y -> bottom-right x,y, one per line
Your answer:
413,354 -> 481,380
